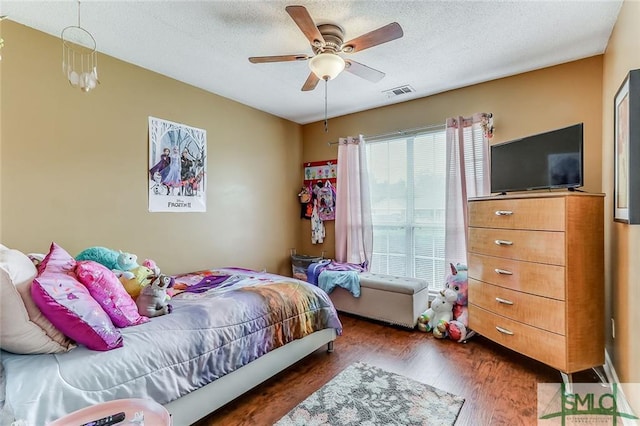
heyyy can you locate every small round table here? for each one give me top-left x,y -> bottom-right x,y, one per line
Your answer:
49,398 -> 171,425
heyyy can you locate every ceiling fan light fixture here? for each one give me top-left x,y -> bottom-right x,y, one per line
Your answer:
309,53 -> 345,81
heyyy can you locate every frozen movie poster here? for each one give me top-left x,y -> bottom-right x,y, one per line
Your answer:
148,116 -> 207,212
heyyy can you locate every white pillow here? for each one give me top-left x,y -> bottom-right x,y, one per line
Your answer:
0,245 -> 75,354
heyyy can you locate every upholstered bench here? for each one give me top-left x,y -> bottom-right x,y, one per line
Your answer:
327,272 -> 430,328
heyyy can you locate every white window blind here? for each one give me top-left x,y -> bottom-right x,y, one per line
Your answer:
462,125 -> 487,195
366,128 -> 447,289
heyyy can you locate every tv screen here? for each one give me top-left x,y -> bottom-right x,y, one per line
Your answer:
490,123 -> 584,193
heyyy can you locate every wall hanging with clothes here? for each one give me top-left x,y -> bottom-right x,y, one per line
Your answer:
298,159 -> 337,221
304,159 -> 337,184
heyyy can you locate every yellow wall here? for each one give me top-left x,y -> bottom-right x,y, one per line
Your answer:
0,21 -> 303,276
602,0 -> 640,412
299,57 -> 604,260
3,9 -> 637,410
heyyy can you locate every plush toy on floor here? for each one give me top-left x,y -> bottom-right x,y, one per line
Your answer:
76,247 -> 140,279
444,263 -> 475,342
136,273 -> 174,318
417,292 -> 453,338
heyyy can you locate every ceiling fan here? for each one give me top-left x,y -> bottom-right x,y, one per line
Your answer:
249,5 -> 403,91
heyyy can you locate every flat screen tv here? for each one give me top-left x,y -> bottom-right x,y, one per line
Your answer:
490,123 -> 584,193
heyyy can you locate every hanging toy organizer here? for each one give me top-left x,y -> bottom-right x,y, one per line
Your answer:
298,159 -> 338,221
303,159 -> 337,187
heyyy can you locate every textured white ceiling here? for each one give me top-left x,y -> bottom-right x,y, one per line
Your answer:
2,1 -> 623,124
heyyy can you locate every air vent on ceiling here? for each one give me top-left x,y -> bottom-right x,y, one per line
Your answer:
383,85 -> 415,98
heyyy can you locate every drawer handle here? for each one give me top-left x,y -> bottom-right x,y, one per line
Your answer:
496,326 -> 514,335
495,210 -> 513,216
494,239 -> 513,246
494,268 -> 513,275
495,297 -> 514,305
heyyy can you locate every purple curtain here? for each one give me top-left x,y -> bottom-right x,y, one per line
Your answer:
335,136 -> 373,267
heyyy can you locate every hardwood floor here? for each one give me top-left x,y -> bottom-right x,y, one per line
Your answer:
193,313 -> 600,426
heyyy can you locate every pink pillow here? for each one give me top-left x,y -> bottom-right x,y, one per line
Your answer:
31,243 -> 123,351
75,261 -> 149,328
0,244 -> 75,354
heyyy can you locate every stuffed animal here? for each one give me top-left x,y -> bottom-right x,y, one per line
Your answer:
142,258 -> 160,276
417,292 -> 453,338
444,263 -> 476,342
76,247 -> 139,279
136,274 -> 174,318
119,265 -> 155,299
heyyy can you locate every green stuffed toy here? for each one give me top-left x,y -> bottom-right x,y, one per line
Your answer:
76,246 -> 139,278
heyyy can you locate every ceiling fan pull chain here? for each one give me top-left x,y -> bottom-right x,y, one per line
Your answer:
324,78 -> 328,133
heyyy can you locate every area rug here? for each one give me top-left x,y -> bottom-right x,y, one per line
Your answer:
275,362 -> 465,426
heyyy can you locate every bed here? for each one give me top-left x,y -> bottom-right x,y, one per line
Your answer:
0,266 -> 342,425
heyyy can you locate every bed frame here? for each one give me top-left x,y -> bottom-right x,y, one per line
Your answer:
164,328 -> 337,425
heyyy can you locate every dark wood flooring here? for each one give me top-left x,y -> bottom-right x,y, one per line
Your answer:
193,313 -> 600,426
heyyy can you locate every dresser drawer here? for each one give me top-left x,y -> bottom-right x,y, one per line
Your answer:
469,279 -> 565,334
468,197 -> 565,231
467,253 -> 565,300
469,304 -> 566,371
468,227 -> 565,265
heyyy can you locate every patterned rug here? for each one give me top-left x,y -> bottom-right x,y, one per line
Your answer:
275,362 -> 465,426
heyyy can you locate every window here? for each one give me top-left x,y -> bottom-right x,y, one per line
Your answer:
366,128 -> 447,289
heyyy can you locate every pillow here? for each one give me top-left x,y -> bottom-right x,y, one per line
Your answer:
0,245 -> 74,354
31,243 -> 123,351
75,261 -> 149,328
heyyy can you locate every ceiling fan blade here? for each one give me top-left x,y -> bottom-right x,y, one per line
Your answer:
285,5 -> 325,47
301,72 -> 320,91
249,54 -> 309,63
342,22 -> 403,53
344,59 -> 385,83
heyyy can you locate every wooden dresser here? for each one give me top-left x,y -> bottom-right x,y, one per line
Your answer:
467,192 -> 604,377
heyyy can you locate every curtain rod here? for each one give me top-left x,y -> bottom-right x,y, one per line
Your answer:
326,123 -> 446,146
